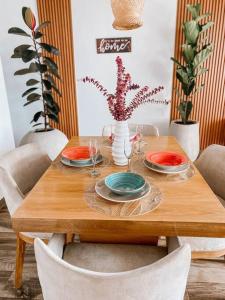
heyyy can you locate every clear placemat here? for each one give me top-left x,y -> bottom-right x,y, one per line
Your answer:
132,157 -> 195,183
85,180 -> 162,217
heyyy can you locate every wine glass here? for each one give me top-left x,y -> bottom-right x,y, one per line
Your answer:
89,139 -> 100,177
124,139 -> 134,172
135,124 -> 144,155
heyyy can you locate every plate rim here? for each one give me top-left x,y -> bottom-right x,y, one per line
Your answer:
95,179 -> 151,203
61,155 -> 103,167
145,151 -> 188,168
143,159 -> 189,174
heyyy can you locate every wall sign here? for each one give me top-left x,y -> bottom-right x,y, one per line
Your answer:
96,37 -> 132,54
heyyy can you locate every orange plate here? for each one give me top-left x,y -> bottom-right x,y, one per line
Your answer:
146,151 -> 188,166
61,146 -> 91,161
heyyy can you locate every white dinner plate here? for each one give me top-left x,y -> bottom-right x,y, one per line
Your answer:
95,179 -> 151,203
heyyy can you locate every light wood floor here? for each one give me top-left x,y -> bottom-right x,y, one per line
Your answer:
1,200 -> 225,299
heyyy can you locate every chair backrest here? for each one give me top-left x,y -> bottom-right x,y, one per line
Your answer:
128,123 -> 159,136
102,124 -> 116,136
195,144 -> 225,200
35,238 -> 190,300
0,143 -> 51,215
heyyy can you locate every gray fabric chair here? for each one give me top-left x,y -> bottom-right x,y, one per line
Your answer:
174,144 -> 225,259
0,143 -> 52,288
35,234 -> 191,300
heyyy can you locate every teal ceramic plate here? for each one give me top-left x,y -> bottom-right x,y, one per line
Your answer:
105,172 -> 145,195
61,155 -> 103,168
95,179 -> 151,203
144,159 -> 189,174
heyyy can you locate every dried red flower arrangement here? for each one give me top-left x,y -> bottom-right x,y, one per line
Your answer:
82,56 -> 169,121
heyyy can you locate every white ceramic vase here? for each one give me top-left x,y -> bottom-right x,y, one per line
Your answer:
112,120 -> 131,166
170,120 -> 200,161
19,128 -> 68,161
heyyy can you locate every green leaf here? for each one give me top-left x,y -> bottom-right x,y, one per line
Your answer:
29,62 -> 38,72
32,111 -> 43,122
52,85 -> 62,97
170,57 -> 184,68
183,21 -> 199,45
194,84 -> 205,94
27,93 -> 41,101
22,87 -> 38,97
32,122 -> 43,127
34,31 -> 43,39
43,91 -> 53,104
200,21 -> 214,33
22,50 -> 37,63
43,79 -> 52,90
195,67 -> 208,76
176,68 -> 189,85
8,27 -> 30,37
14,68 -> 30,75
22,7 -> 36,30
12,44 -> 31,58
178,101 -> 193,124
48,113 -> 59,123
26,79 -> 39,86
196,13 -> 211,22
182,44 -> 195,63
186,4 -> 201,19
193,45 -> 213,68
48,68 -> 61,80
39,43 -> 60,55
35,63 -> 47,73
44,57 -> 58,71
182,81 -> 195,96
24,99 -> 39,106
35,21 -> 50,32
45,74 -> 56,86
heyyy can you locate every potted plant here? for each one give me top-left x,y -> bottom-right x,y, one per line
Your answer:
8,7 -> 68,160
170,3 -> 213,161
82,56 -> 167,165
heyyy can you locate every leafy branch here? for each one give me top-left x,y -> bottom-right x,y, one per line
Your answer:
8,7 -> 62,131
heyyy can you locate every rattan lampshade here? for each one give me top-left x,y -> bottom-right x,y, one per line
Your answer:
111,0 -> 145,30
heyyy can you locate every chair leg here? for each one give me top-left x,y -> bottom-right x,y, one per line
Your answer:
66,233 -> 74,244
15,234 -> 26,289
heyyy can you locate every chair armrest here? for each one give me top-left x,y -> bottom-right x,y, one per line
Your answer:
48,233 -> 66,258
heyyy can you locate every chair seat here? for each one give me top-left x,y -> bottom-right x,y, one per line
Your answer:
177,236 -> 225,252
63,243 -> 167,272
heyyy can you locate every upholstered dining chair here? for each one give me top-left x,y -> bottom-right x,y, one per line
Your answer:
171,144 -> 225,259
35,234 -> 191,300
0,143 -> 52,289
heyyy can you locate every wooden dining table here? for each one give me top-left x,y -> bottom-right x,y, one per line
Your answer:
12,136 -> 225,243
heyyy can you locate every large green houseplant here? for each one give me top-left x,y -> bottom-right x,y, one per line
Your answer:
170,3 -> 213,160
8,7 -> 61,132
8,7 -> 68,160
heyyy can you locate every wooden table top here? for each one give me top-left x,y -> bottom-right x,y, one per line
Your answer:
12,136 -> 225,238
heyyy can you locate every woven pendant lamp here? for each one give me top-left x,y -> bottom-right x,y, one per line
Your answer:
111,0 -> 145,30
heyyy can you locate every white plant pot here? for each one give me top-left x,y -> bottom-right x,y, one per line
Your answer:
19,128 -> 68,161
112,120 -> 131,166
170,120 -> 199,161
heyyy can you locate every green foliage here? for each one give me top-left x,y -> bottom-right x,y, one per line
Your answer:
8,7 -> 62,131
171,3 -> 213,124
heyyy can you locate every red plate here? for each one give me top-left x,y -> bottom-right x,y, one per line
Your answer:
146,151 -> 188,167
61,146 -> 92,161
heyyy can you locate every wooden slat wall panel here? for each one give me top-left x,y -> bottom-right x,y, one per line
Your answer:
171,0 -> 225,149
37,0 -> 78,138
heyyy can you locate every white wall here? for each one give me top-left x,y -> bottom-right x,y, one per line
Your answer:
0,57 -> 15,155
72,0 -> 177,136
0,0 -> 40,145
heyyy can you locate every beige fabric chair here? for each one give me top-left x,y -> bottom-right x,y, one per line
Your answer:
0,143 -> 52,288
35,234 -> 191,300
175,144 -> 225,259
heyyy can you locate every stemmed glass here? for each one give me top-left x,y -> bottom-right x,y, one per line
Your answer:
135,124 -> 144,156
124,140 -> 135,172
89,139 -> 100,177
